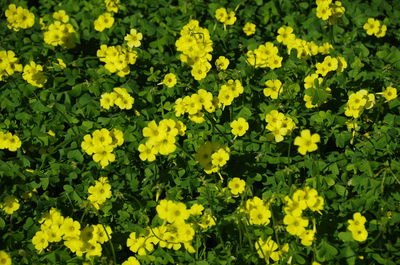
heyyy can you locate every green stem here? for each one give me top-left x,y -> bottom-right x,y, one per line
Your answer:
102,224 -> 117,265
204,112 -> 232,145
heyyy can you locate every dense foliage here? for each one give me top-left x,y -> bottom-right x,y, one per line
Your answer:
1,0 -> 400,264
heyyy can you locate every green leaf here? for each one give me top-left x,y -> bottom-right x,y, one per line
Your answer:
317,240 -> 339,261
0,217 -> 5,229
67,150 -> 84,163
338,231 -> 353,242
63,185 -> 74,193
41,177 -> 49,190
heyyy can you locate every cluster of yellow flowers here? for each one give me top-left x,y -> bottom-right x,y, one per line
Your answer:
175,89 -> 217,123
218,79 -> 244,107
175,20 -> 213,80
100,87 -> 134,110
139,119 -> 186,161
0,196 -> 20,215
32,208 -> 112,258
246,42 -> 283,69
255,237 -> 289,264
5,4 -> 35,31
0,251 -> 12,265
363,18 -> 387,38
81,128 -> 124,168
87,177 -> 112,210
303,73 -> 332,108
0,50 -> 22,81
105,0 -> 120,13
215,7 -> 237,26
315,0 -> 345,23
0,131 -> 22,152
195,141 -> 230,174
43,11 -> 76,48
22,61 -> 47,88
97,44 -> 138,77
277,26 -> 335,59
265,110 -> 296,143
344,89 -> 375,118
94,13 -> 114,32
315,55 -> 347,76
294,129 -> 321,155
242,196 -> 271,225
283,187 -> 324,246
126,201 -> 213,257
347,212 -> 368,242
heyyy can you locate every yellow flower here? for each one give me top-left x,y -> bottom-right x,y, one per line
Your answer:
113,87 -> 135,110
5,134 -> 21,151
198,213 -> 216,229
5,4 -> 35,31
215,56 -> 229,70
294,129 -> 320,155
124,28 -> 143,48
93,145 -> 116,168
277,26 -> 295,45
211,148 -> 230,167
380,86 -> 397,102
1,196 -> 20,214
53,10 -> 69,23
162,73 -> 177,88
263,79 -> 283,99
249,206 -> 271,225
105,0 -> 120,13
283,214 -> 308,236
349,225 -> 368,242
92,128 -> 113,147
95,224 -> 112,243
189,203 -> 204,216
88,179 -> 112,209
230,118 -> 249,137
122,257 -> 140,265
45,130 -> 55,138
323,56 -> 338,71
32,230 -> 49,251
255,236 -> 281,262
61,217 -> 81,240
100,92 -> 117,110
228,178 -> 246,195
0,251 -> 12,265
243,22 -> 256,36
375,23 -> 387,38
348,212 -> 367,227
191,63 -> 208,81
347,212 -> 368,242
215,8 -> 228,23
127,232 -> 155,255
22,61 -> 47,88
363,18 -> 380,36
55,58 -> 67,69
94,13 -> 114,32
138,142 -> 157,162
224,11 -> 237,26
299,229 -> 315,246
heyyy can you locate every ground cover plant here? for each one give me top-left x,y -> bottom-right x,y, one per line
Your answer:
1,0 -> 400,264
